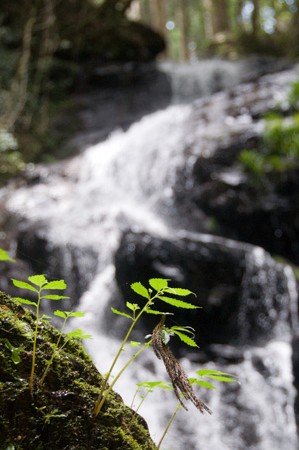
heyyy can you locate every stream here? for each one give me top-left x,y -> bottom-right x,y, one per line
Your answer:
1,59 -> 299,450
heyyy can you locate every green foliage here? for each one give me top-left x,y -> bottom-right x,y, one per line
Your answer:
190,369 -> 238,390
11,274 -> 90,393
288,80 -> 299,107
1,253 -> 237,446
40,309 -> 90,386
239,106 -> 299,184
1,338 -> 24,365
0,128 -> 24,184
0,248 -> 15,262
93,278 -> 198,417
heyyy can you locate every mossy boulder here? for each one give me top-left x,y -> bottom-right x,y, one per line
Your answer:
0,291 -> 156,450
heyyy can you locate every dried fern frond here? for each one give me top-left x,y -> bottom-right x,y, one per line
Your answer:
152,316 -> 212,415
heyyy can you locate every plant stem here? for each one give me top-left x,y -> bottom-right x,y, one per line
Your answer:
40,317 -> 67,386
94,342 -> 150,416
93,294 -> 156,417
29,289 -> 41,395
157,404 -> 181,450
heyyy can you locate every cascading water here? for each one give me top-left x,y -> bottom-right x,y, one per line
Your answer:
1,62 -> 298,449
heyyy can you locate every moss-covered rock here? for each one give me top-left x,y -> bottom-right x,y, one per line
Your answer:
0,291 -> 157,450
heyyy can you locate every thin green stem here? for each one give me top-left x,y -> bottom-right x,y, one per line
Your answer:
157,404 -> 181,450
128,388 -> 151,430
29,289 -> 41,395
40,317 -> 67,386
93,294 -> 156,417
93,340 -> 151,416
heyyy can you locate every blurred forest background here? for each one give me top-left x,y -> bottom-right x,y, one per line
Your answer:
0,0 -> 299,181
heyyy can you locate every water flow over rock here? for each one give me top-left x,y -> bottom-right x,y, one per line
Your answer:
0,63 -> 298,449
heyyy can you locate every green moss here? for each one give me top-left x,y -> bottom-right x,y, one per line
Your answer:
0,292 -> 157,450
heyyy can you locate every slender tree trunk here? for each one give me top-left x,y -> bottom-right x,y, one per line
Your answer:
210,0 -> 230,34
202,0 -> 214,40
176,0 -> 190,60
251,0 -> 260,37
202,0 -> 230,37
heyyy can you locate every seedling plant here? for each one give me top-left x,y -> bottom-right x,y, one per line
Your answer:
1,251 -> 238,448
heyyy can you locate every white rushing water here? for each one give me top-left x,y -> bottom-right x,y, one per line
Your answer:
3,65 -> 299,449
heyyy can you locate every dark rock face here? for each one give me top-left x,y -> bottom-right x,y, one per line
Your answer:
292,334 -> 299,428
190,135 -> 299,265
2,0 -> 166,64
115,230 -> 292,350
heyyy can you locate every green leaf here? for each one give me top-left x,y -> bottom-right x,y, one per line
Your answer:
130,282 -> 149,299
11,279 -> 38,293
207,375 -> 237,382
0,249 -> 15,262
159,296 -> 199,309
28,274 -> 48,287
196,369 -> 238,383
54,310 -> 67,319
111,307 -> 132,320
66,329 -> 92,340
172,330 -> 199,347
129,341 -> 141,347
189,378 -> 216,389
137,381 -> 173,391
197,369 -> 235,377
149,278 -> 169,291
144,309 -> 171,315
11,348 -> 22,364
68,311 -> 85,318
3,339 -> 23,364
54,310 -> 85,319
126,302 -> 140,312
14,297 -> 36,306
170,325 -> 195,335
41,295 -> 69,300
40,314 -> 52,322
164,287 -> 194,297
43,280 -> 67,290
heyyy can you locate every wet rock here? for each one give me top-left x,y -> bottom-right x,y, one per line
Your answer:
292,334 -> 299,428
0,291 -> 156,450
190,134 -> 299,264
115,230 -> 293,350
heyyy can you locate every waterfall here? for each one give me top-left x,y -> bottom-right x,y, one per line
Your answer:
2,63 -> 298,449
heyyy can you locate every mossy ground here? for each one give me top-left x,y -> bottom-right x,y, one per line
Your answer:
0,292 -> 157,450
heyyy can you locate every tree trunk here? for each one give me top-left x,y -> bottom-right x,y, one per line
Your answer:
176,0 -> 190,60
210,0 -> 230,34
251,0 -> 260,37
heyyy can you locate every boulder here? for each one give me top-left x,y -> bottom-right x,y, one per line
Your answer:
114,230 -> 292,350
191,135 -> 299,265
0,291 -> 156,450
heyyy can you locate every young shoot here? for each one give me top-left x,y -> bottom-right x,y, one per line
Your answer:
40,310 -> 90,386
93,278 -> 199,417
12,274 -> 69,394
